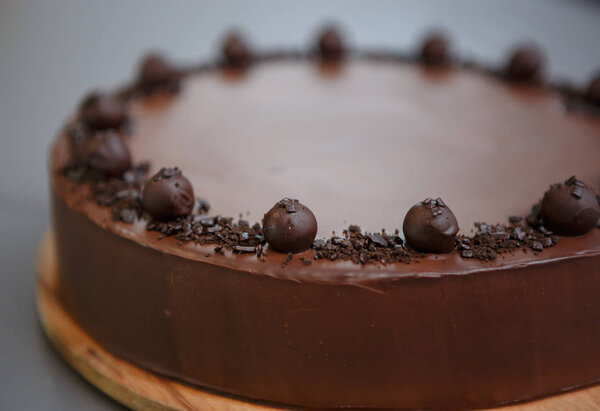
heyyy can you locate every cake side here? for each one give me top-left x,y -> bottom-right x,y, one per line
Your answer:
51,187 -> 600,408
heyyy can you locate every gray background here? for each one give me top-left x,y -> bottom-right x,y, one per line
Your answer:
1,0 -> 599,409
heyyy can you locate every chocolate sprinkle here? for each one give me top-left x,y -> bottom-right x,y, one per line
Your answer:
62,162 -> 149,223
461,249 -> 474,258
508,215 -> 523,223
65,158 -> 579,264
369,233 -> 389,248
65,155 -> 576,264
455,217 -> 560,261
312,226 -> 417,265
233,245 -> 257,253
282,253 -> 294,267
197,198 -> 211,214
532,241 -> 544,252
278,198 -> 297,213
301,257 -> 312,266
147,215 -> 266,255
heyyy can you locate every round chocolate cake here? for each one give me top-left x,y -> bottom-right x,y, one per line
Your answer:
48,30 -> 600,409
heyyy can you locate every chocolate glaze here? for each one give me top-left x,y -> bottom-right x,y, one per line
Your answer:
126,60 -> 600,237
50,58 -> 600,408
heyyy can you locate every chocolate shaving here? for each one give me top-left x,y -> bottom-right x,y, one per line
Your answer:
423,197 -> 446,217
508,215 -> 522,223
146,214 -> 267,256
233,245 -> 257,253
277,198 -> 298,213
64,158 -> 571,265
64,162 -> 149,223
282,253 -> 293,267
456,217 -> 558,261
197,198 -> 211,213
312,226 -> 418,265
301,257 -> 312,266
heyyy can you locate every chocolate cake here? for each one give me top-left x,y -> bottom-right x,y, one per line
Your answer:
48,29 -> 600,409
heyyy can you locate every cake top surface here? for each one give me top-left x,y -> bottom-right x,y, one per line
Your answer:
128,58 -> 600,235
51,54 -> 600,284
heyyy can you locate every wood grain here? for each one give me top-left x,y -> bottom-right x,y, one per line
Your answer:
36,232 -> 600,410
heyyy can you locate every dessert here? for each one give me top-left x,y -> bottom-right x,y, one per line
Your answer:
47,28 -> 600,409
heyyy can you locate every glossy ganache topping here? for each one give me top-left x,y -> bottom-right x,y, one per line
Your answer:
80,92 -> 129,130
142,167 -> 195,220
541,176 -> 600,236
263,198 -> 318,254
403,198 -> 459,253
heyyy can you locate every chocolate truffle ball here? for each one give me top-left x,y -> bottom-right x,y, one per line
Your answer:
318,27 -> 344,60
142,167 -> 195,220
80,92 -> 128,130
541,176 -> 600,236
403,198 -> 459,253
506,46 -> 544,83
585,73 -> 600,106
263,198 -> 318,254
222,33 -> 252,68
82,132 -> 132,177
420,33 -> 450,66
138,54 -> 179,90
